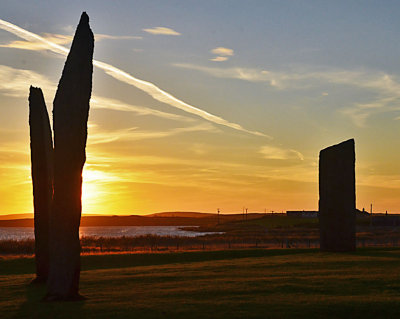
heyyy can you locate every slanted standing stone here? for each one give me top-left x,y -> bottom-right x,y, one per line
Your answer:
29,86 -> 53,283
319,139 -> 356,252
45,12 -> 94,300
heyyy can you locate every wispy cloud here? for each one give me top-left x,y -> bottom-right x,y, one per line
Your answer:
174,63 -> 272,83
210,56 -> 228,62
210,47 -> 233,62
0,64 -> 193,123
0,33 -> 71,51
174,63 -> 400,126
93,61 -> 268,136
0,65 -> 54,97
173,63 -> 400,92
95,34 -> 142,41
0,18 -> 266,137
88,123 -> 218,144
142,27 -> 181,36
211,47 -> 234,56
0,32 -> 142,51
91,96 -> 193,122
259,145 -> 304,161
86,148 -> 317,188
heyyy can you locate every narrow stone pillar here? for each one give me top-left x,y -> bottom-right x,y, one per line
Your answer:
29,86 -> 53,283
45,12 -> 94,301
319,139 -> 356,252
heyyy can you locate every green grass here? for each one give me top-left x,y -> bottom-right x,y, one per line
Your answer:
2,248 -> 400,318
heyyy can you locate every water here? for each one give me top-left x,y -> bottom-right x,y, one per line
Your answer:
0,226 -> 215,241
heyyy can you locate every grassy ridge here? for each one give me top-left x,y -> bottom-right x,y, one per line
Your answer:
1,248 -> 400,318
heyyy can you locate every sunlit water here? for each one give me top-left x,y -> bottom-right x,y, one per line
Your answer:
0,226 -> 216,241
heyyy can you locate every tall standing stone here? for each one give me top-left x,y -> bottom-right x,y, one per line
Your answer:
45,12 -> 94,300
319,139 -> 356,252
29,86 -> 53,283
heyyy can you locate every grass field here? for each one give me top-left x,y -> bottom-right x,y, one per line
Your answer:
1,248 -> 400,318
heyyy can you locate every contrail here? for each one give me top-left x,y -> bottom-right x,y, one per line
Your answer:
0,18 -> 268,138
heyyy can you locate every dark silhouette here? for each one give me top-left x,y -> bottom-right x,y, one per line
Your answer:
45,12 -> 94,301
29,86 -> 53,283
319,139 -> 356,252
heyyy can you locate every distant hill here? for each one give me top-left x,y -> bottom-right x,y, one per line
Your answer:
148,212 -> 217,218
0,214 -> 33,220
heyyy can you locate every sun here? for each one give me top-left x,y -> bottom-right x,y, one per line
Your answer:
81,168 -> 111,213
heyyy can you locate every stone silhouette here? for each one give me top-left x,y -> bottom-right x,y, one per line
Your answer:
319,139 -> 356,252
29,86 -> 53,283
45,12 -> 94,300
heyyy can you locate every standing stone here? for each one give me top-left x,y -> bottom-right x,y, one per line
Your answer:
45,12 -> 94,300
319,139 -> 356,252
29,86 -> 53,283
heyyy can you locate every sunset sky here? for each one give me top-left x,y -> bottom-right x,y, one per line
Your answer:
1,1 -> 400,216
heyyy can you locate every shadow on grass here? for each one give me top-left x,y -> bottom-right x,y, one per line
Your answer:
3,247 -> 400,277
12,282 -> 86,319
1,249 -> 317,275
261,300 -> 400,319
81,248 -> 319,272
350,247 -> 400,259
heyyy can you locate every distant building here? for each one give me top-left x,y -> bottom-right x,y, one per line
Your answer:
286,211 -> 318,218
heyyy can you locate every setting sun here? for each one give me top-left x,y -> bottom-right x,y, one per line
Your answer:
81,167 -> 120,214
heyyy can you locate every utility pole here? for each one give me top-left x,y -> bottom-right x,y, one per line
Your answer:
245,208 -> 248,220
217,208 -> 220,225
370,203 -> 373,227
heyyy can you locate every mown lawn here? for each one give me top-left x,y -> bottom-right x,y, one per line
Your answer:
1,248 -> 400,318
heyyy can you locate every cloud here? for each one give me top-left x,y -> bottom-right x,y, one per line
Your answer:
85,147 -> 317,189
340,108 -> 370,127
210,56 -> 228,62
174,63 -> 272,83
93,60 -> 268,136
259,145 -> 304,161
340,96 -> 400,127
210,47 -> 234,62
0,33 -> 71,51
91,96 -> 193,122
0,18 -> 267,137
174,63 -> 400,126
142,27 -> 181,36
0,64 -> 194,123
88,123 -> 218,144
0,65 -> 54,97
174,63 -> 400,92
0,32 -> 142,51
211,47 -> 234,56
95,34 -> 142,40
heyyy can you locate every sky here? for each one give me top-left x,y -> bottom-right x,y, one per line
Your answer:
0,0 -> 400,215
